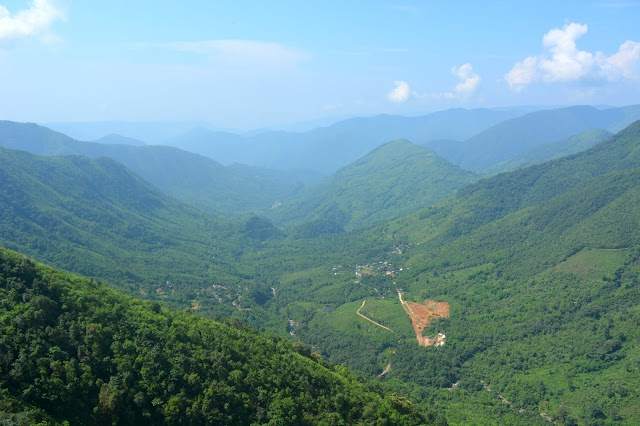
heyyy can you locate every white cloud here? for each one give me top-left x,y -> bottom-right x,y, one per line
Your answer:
413,63 -> 481,100
0,0 -> 66,42
539,23 -> 594,82
448,63 -> 481,98
158,40 -> 310,65
505,22 -> 640,91
604,40 -> 640,79
388,80 -> 410,103
504,56 -> 538,91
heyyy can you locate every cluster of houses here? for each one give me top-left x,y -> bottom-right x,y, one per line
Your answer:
354,261 -> 402,278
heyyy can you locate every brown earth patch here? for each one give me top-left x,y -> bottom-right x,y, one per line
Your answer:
399,293 -> 449,346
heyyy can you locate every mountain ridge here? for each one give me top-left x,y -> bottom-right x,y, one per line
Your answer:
268,139 -> 476,233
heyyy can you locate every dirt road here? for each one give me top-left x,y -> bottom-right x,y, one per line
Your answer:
356,300 -> 394,332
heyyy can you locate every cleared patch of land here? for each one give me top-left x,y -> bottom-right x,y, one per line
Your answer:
399,292 -> 449,346
356,300 -> 394,332
555,247 -> 628,278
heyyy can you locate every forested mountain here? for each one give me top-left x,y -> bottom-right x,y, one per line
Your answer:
0,146 -> 257,315
0,121 -> 314,215
0,248 -> 440,425
439,104 -> 640,171
267,139 -> 476,233
161,108 -> 520,174
263,120 -> 640,424
3,115 -> 640,423
482,129 -> 611,174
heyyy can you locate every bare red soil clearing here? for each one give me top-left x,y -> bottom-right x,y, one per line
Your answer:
399,293 -> 449,346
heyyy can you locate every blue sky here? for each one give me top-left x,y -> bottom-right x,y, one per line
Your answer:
0,0 -> 639,130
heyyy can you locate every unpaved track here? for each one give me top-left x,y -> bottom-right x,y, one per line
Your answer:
378,361 -> 392,376
356,300 -> 394,332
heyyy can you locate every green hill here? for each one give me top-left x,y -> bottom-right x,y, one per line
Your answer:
0,247 -> 439,425
269,139 -> 476,233
244,121 -> 640,423
0,121 -> 312,216
482,128 -> 612,174
0,146 -> 256,315
400,120 -> 640,246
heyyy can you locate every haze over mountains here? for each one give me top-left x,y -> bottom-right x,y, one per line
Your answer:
0,121 -> 316,216
3,105 -> 640,424
42,105 -> 640,177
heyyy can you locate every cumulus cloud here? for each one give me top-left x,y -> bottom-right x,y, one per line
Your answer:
412,63 -> 481,101
388,80 -> 410,103
157,40 -> 310,65
604,40 -> 640,79
447,63 -> 481,98
0,0 -> 66,42
506,22 -> 640,91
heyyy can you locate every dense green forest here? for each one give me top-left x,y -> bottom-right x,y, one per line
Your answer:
2,115 -> 640,423
244,121 -> 640,424
0,247 -> 443,424
0,121 -> 313,216
482,129 -> 611,175
266,139 -> 476,233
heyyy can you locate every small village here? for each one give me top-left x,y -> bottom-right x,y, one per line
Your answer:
353,261 -> 403,278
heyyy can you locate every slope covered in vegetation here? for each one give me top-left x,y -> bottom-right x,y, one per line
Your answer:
3,118 -> 640,423
0,248 -> 441,425
481,128 -> 611,174
0,121 -> 312,216
268,139 -> 476,233
445,104 -> 640,171
243,121 -> 640,423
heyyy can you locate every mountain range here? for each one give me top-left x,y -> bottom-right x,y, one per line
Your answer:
0,121 -> 316,216
440,104 -> 640,171
2,108 -> 640,423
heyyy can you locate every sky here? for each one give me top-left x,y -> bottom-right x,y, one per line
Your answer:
0,0 -> 639,130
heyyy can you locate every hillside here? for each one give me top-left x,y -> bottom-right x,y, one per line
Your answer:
268,139 -> 476,233
445,105 -> 640,172
4,117 -> 640,423
241,121 -> 640,423
403,119 -> 640,246
0,248 -> 439,425
0,121 -> 312,215
0,146 -> 257,315
482,129 -> 611,174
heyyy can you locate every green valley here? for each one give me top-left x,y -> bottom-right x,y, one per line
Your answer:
6,3 -> 640,424
2,115 -> 640,424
